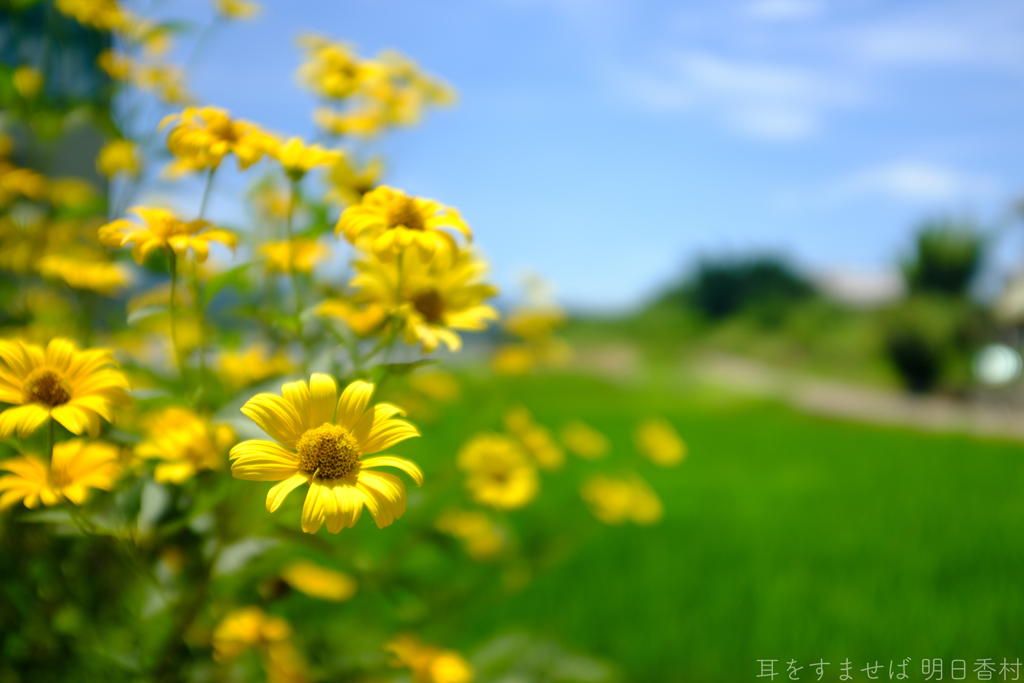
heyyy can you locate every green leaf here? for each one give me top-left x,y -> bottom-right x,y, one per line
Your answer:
375,360 -> 437,379
203,262 -> 253,307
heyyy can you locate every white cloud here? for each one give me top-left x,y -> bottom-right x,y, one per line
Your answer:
743,0 -> 821,21
613,51 -> 858,141
829,162 -> 996,202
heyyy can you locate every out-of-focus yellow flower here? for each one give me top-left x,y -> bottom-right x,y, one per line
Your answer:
269,137 -> 343,181
504,308 -> 565,342
97,50 -> 133,81
55,0 -> 130,31
99,206 -> 237,264
502,405 -> 533,436
281,561 -> 357,601
0,338 -> 131,439
314,106 -> 388,139
457,433 -> 537,511
160,106 -> 274,175
97,139 -> 142,178
326,155 -> 381,206
560,420 -> 610,460
13,67 -> 43,99
230,376 -> 422,534
37,252 -> 132,294
214,0 -> 261,20
435,509 -> 503,560
133,64 -> 191,105
0,166 -> 48,202
409,370 -> 459,402
492,344 -> 536,375
350,248 -> 498,352
315,299 -> 388,337
135,407 -> 235,483
297,37 -> 374,100
47,177 -> 96,209
219,343 -> 294,389
213,607 -> 292,662
252,182 -> 292,221
259,238 -> 330,274
580,474 -> 663,526
385,634 -> 473,683
635,417 -> 687,467
517,425 -> 564,471
337,186 -> 471,262
0,440 -> 120,510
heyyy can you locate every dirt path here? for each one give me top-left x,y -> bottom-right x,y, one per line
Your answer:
691,352 -> 1024,441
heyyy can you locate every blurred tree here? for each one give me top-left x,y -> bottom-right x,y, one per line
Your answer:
666,256 -> 814,321
901,220 -> 984,297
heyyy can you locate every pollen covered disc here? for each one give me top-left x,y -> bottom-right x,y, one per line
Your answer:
24,368 -> 73,407
296,423 -> 362,480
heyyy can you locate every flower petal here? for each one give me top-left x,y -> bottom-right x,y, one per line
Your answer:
230,440 -> 300,481
360,456 -> 423,486
266,472 -> 309,512
336,380 -> 374,429
301,481 -> 326,533
308,374 -> 337,427
240,393 -> 304,446
355,470 -> 406,528
0,404 -> 50,439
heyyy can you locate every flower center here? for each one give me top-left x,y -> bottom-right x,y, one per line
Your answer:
296,423 -> 362,480
412,289 -> 445,324
385,196 -> 425,232
24,368 -> 72,407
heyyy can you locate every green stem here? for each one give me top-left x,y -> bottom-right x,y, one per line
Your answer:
168,252 -> 186,389
190,168 -> 217,404
47,418 -> 54,462
198,166 -> 216,220
286,178 -> 308,374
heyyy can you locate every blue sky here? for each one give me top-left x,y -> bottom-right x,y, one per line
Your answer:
147,0 -> 1024,310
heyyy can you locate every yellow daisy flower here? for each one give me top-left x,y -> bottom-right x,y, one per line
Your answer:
408,370 -> 460,402
350,248 -> 499,352
99,206 -> 237,264
96,139 -> 142,178
492,344 -> 536,375
457,433 -> 538,511
326,155 -> 381,206
258,238 -> 330,274
0,338 -> 131,439
560,420 -> 610,460
315,298 -> 388,337
0,439 -> 121,510
385,634 -> 473,683
135,407 -> 235,483
229,375 -> 423,534
580,473 -> 663,526
159,106 -> 275,174
213,607 -> 292,662
336,186 -> 471,262
13,67 -> 43,99
314,105 -> 389,139
36,251 -> 132,295
213,0 -> 261,20
268,137 -> 343,181
296,37 -> 374,100
435,509 -> 503,560
55,0 -> 130,31
281,561 -> 357,601
634,417 -> 687,467
219,344 -> 294,389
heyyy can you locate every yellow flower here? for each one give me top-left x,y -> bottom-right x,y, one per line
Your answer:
259,238 -> 330,274
281,561 -> 357,601
409,370 -> 460,402
0,439 -> 121,510
297,37 -> 374,100
97,49 -> 133,81
159,106 -> 274,174
133,64 -> 191,105
37,251 -> 131,295
315,298 -> 388,337
635,417 -> 687,467
491,344 -> 536,375
213,607 -> 292,662
269,137 -> 343,180
502,405 -> 534,435
13,67 -> 43,99
229,375 -> 423,534
47,177 -> 96,209
97,140 -> 142,178
99,206 -> 237,264
457,433 -> 538,511
336,186 -> 471,262
214,0 -> 261,20
219,344 -> 294,389
326,155 -> 381,206
55,0 -> 130,31
504,308 -> 565,342
0,166 -> 48,201
560,420 -> 610,459
580,474 -> 663,526
500,405 -> 562,470
135,407 -> 235,483
385,634 -> 473,683
314,106 -> 388,139
0,338 -> 131,439
435,509 -> 503,560
350,248 -> 498,352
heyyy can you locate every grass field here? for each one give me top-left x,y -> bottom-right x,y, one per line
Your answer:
410,371 -> 1024,682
